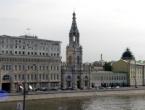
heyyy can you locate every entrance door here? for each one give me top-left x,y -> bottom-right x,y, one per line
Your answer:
77,80 -> 81,89
2,83 -> 11,92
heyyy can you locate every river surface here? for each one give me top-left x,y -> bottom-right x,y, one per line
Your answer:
1,95 -> 145,110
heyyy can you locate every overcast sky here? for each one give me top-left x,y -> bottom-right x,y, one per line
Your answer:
0,0 -> 145,62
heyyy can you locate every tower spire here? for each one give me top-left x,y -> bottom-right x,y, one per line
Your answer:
73,12 -> 76,22
69,12 -> 80,45
69,12 -> 79,35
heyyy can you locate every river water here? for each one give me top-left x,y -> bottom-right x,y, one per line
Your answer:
1,95 -> 145,110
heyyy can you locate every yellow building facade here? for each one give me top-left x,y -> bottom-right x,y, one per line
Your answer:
112,59 -> 144,86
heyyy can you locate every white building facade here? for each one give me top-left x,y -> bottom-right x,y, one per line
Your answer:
0,35 -> 61,92
90,71 -> 127,88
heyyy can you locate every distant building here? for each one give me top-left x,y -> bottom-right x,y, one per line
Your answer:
92,61 -> 104,71
112,48 -> 145,86
90,71 -> 127,88
0,35 -> 61,92
61,12 -> 90,89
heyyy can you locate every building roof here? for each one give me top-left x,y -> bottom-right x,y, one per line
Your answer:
0,35 -> 61,43
121,48 -> 135,60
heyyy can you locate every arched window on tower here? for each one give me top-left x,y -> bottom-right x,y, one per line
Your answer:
68,56 -> 72,64
77,56 -> 80,64
73,36 -> 76,42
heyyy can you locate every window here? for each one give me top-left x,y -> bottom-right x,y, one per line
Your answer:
57,66 -> 59,70
31,74 -> 33,80
22,74 -> 24,80
19,65 -> 21,71
19,74 -> 21,80
39,74 -> 41,79
77,56 -> 80,64
51,74 -> 53,80
68,56 -> 72,64
3,75 -> 10,80
57,74 -> 59,80
46,74 -> 48,80
15,65 -> 17,70
2,50 -> 4,54
35,74 -> 37,80
43,74 -> 45,80
10,51 -> 12,54
15,75 -> 17,81
27,74 -> 29,81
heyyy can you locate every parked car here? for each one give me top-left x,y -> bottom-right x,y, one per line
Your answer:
40,87 -> 48,91
98,86 -> 104,89
107,86 -> 111,89
116,86 -> 120,89
33,88 -> 40,91
51,87 -> 59,90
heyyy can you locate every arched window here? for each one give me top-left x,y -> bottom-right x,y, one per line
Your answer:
68,56 -> 72,64
3,75 -> 10,80
73,36 -> 76,42
77,76 -> 80,80
67,76 -> 71,80
77,56 -> 80,64
84,76 -> 88,87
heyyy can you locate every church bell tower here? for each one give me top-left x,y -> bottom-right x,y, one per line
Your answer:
66,12 -> 82,67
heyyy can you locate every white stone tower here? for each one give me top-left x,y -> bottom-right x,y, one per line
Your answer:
66,12 -> 82,67
66,12 -> 83,89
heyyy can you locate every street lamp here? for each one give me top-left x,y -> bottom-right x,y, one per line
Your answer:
19,82 -> 32,110
134,61 -> 137,88
19,65 -> 27,110
18,77 -> 26,110
22,80 -> 26,110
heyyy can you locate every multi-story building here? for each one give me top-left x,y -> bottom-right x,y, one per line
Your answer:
61,12 -> 90,90
90,71 -> 127,88
112,48 -> 145,86
0,35 -> 61,92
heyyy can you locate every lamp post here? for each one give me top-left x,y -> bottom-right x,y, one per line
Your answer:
19,65 -> 27,110
18,75 -> 26,110
134,61 -> 137,88
23,80 -> 26,110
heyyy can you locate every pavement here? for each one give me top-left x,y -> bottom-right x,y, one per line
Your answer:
8,86 -> 145,96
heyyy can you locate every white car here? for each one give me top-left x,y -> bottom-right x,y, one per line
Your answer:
116,86 -> 120,89
107,87 -> 111,89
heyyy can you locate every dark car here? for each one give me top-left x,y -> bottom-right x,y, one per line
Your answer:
41,87 -> 48,91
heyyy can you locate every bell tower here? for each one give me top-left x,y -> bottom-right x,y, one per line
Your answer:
66,12 -> 82,67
